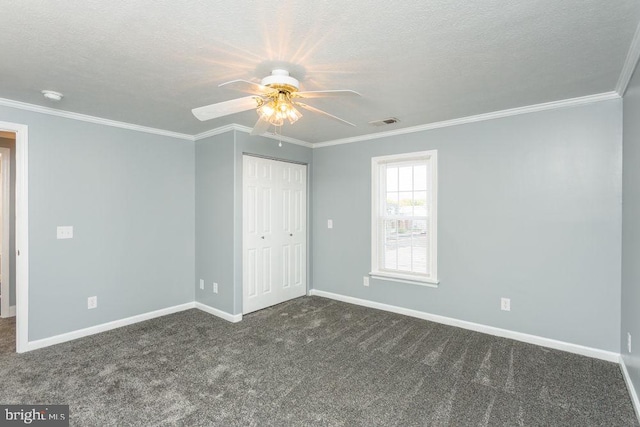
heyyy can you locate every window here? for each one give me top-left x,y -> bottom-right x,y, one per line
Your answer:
371,150 -> 438,285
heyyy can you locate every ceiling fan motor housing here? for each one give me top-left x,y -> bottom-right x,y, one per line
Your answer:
261,69 -> 299,92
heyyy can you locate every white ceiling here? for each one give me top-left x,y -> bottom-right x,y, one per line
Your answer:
1,1 -> 639,144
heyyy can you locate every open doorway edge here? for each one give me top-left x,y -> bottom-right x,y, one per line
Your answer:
0,121 -> 28,353
0,146 -> 11,319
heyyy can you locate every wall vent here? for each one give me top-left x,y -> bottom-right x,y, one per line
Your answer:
369,117 -> 400,126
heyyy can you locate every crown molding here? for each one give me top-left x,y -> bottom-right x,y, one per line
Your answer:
0,90 -> 622,149
193,124 -> 238,141
194,124 -> 313,148
313,91 -> 621,148
616,21 -> 640,97
0,96 -> 314,146
0,97 -> 194,141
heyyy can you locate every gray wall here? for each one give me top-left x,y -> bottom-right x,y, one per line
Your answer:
0,136 -> 16,308
312,99 -> 622,352
0,94 -> 627,356
195,132 -> 235,313
195,131 -> 312,315
622,63 -> 640,402
0,105 -> 195,341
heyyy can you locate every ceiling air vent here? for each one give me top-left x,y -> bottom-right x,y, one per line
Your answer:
369,117 -> 399,126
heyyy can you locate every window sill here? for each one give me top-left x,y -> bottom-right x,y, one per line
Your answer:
369,272 -> 439,288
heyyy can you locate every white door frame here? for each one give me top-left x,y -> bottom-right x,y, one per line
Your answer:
0,146 -> 10,318
0,121 -> 29,353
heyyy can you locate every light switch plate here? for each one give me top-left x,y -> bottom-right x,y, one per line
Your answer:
57,226 -> 73,239
328,219 -> 333,229
88,296 -> 97,309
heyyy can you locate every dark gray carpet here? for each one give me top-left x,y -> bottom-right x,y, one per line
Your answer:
0,296 -> 637,426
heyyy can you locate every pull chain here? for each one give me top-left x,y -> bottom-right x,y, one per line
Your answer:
275,124 -> 283,147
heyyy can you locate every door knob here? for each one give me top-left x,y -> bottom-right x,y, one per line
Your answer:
289,233 -> 293,237
261,236 -> 265,239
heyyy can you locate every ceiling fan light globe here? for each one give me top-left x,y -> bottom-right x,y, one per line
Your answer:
287,106 -> 302,124
258,102 -> 276,121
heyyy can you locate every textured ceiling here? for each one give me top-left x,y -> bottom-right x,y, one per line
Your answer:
0,0 -> 639,144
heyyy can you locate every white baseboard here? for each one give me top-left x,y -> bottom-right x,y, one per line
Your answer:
24,302 -> 196,352
620,356 -> 640,423
195,302 -> 242,323
309,289 -> 620,363
22,301 -> 242,353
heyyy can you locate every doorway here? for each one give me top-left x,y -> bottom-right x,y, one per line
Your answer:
0,134 -> 14,320
0,121 -> 28,353
242,155 -> 307,314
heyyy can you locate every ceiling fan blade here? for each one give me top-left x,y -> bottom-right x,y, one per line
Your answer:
295,102 -> 356,127
192,96 -> 260,121
219,79 -> 278,96
293,89 -> 361,99
250,117 -> 272,136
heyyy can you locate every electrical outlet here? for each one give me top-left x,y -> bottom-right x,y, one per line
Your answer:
57,226 -> 73,239
628,332 -> 632,353
213,282 -> 218,293
87,296 -> 97,309
328,219 -> 333,229
363,276 -> 370,287
500,297 -> 510,311
199,279 -> 204,290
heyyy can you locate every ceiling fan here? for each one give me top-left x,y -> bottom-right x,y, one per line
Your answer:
192,69 -> 361,135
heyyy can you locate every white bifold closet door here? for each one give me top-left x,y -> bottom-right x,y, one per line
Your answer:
243,155 -> 307,314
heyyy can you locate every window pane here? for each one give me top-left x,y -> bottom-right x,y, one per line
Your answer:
414,191 -> 427,217
395,219 -> 411,272
414,165 -> 427,191
385,192 -> 399,215
382,219 -> 429,275
386,167 -> 398,192
412,220 -> 428,274
383,220 -> 398,270
398,191 -> 413,216
399,166 -> 412,191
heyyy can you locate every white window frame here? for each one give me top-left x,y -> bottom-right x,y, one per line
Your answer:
370,150 -> 438,286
